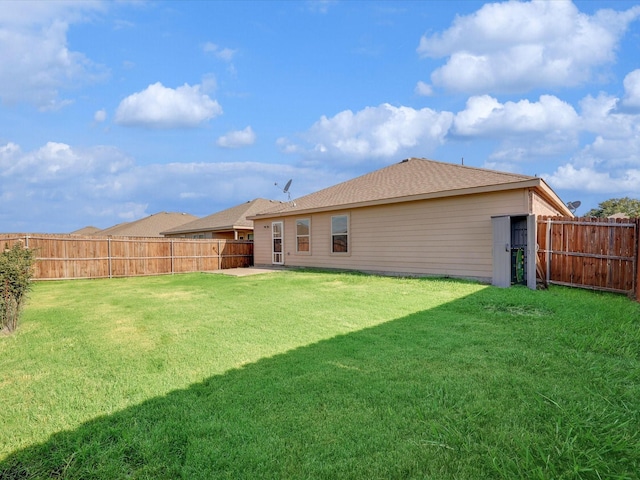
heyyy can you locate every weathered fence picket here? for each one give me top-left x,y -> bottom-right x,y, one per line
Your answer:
537,216 -> 639,298
0,234 -> 253,280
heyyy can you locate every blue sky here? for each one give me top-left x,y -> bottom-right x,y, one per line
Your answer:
1,0 -> 640,232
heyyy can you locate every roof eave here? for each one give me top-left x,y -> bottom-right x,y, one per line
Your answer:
249,179 -> 545,219
535,179 -> 574,217
161,224 -> 254,235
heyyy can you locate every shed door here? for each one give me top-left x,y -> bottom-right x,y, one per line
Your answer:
492,215 -> 537,290
492,216 -> 511,287
272,221 -> 284,265
525,214 -> 536,290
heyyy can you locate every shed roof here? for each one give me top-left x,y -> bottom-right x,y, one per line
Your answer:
160,198 -> 281,235
96,212 -> 198,237
250,157 -> 570,218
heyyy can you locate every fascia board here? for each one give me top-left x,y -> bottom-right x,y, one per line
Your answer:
249,179 -> 543,220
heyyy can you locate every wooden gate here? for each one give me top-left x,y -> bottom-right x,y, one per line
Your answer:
537,216 -> 639,298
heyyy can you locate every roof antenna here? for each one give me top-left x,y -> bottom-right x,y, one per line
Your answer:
275,178 -> 294,204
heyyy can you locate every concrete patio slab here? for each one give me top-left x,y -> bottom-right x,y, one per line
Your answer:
216,267 -> 286,277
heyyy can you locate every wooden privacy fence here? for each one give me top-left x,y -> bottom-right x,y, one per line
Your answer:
537,216 -> 640,298
0,234 -> 253,280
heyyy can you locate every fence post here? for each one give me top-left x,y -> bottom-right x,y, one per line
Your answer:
108,237 -> 112,279
636,218 -> 640,301
545,218 -> 551,285
170,239 -> 174,275
218,240 -> 222,271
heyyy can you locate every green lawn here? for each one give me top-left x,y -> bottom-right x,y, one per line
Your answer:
1,271 -> 639,479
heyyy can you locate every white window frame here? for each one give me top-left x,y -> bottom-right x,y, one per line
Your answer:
272,221 -> 284,265
331,214 -> 349,254
295,218 -> 311,254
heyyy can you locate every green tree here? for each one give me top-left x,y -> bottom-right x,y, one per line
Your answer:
0,243 -> 36,333
585,197 -> 640,218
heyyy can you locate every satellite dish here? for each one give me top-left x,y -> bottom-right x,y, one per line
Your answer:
567,200 -> 581,214
275,179 -> 294,202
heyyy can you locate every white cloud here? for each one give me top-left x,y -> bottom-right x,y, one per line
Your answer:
414,81 -> 433,97
0,141 -> 133,180
545,163 -> 640,195
0,1 -> 108,109
287,103 -> 454,162
417,1 -> 640,94
307,1 -> 338,14
0,142 -> 20,159
114,82 -> 223,128
453,94 -> 579,137
542,102 -> 640,196
217,126 -> 256,148
0,1 -> 105,26
571,132 -> 640,171
203,42 -> 237,62
621,69 -> 640,110
579,92 -> 640,141
200,73 -> 218,93
94,109 -> 107,123
0,140 -> 341,232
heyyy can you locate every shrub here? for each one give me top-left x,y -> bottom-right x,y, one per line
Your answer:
0,242 -> 36,333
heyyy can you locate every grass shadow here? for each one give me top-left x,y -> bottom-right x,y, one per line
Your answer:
1,285 -> 639,479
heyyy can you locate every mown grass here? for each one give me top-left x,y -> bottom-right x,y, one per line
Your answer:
0,271 -> 639,479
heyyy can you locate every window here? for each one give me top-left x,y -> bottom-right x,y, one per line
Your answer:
272,221 -> 283,264
296,219 -> 310,253
331,215 -> 348,253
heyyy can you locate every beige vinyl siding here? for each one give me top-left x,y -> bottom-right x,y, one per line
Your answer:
253,219 -> 274,265
255,190 -> 528,281
531,190 -> 566,217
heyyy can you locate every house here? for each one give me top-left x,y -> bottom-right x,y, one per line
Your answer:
95,212 -> 198,237
248,158 -> 572,288
161,198 -> 281,240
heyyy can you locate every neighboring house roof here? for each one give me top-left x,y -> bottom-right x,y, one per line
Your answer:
161,198 -> 282,236
609,212 -> 630,219
250,157 -> 572,218
96,222 -> 131,236
95,212 -> 199,237
70,226 -> 101,235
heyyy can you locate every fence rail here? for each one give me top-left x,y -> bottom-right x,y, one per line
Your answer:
0,234 -> 253,280
537,216 -> 639,298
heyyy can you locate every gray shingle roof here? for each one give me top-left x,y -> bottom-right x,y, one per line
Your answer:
252,157 -> 543,217
96,212 -> 198,237
70,226 -> 101,235
160,198 -> 281,235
